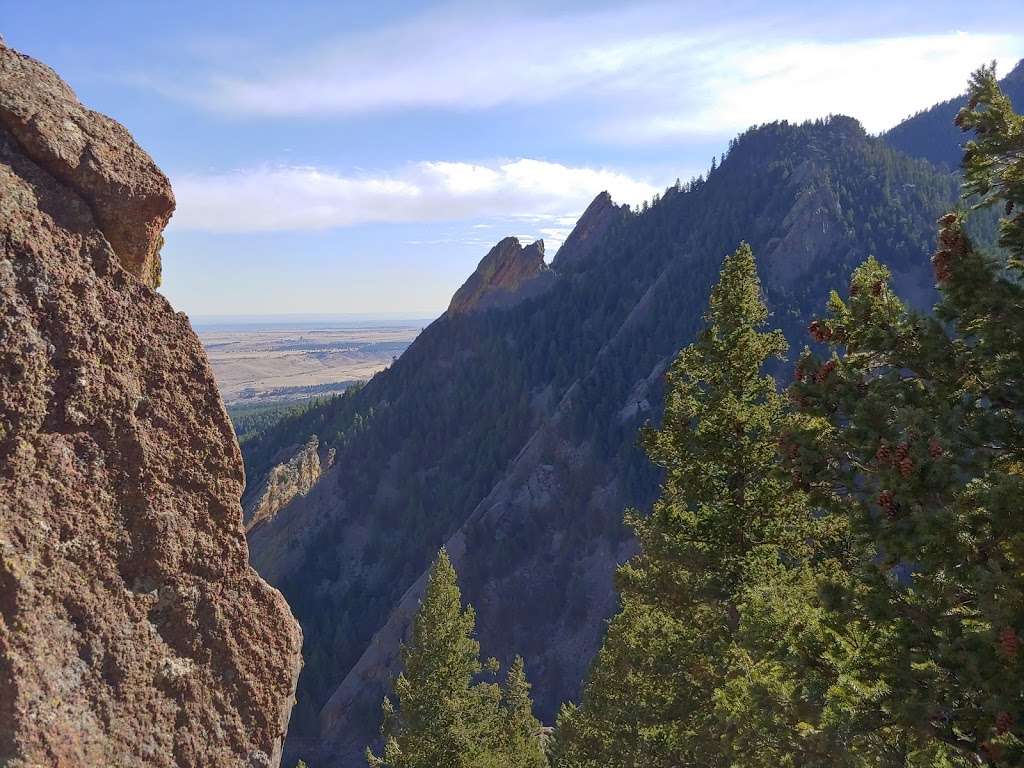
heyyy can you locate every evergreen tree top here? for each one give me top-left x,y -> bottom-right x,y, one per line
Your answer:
958,62 -> 1024,265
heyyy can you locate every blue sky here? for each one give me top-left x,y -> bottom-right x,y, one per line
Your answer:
5,1 -> 1023,316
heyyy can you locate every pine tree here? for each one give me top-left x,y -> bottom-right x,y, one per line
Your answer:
499,656 -> 548,768
553,243 -> 817,766
366,549 -> 502,768
787,64 -> 1024,766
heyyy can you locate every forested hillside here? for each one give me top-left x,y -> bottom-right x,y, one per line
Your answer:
239,103 -> 979,766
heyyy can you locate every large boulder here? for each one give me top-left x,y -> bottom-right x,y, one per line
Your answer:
0,41 -> 302,767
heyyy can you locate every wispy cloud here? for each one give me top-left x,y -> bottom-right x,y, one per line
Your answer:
177,5 -> 697,118
169,158 -> 657,235
167,4 -> 1023,140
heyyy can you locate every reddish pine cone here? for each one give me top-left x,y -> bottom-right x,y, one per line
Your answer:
897,455 -> 914,479
928,437 -> 944,458
809,320 -> 832,343
794,362 -> 805,382
871,281 -> 883,296
999,627 -> 1020,660
996,711 -> 1013,735
875,443 -> 892,464
879,490 -> 897,517
814,360 -> 836,383
895,442 -> 910,461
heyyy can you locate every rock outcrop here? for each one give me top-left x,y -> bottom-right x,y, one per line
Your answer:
448,237 -> 555,314
243,435 -> 334,532
551,191 -> 626,270
0,41 -> 301,768
0,45 -> 174,288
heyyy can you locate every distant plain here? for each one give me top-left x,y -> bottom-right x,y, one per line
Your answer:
196,316 -> 429,406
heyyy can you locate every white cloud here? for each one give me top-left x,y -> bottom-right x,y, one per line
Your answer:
170,5 -> 1023,141
605,32 -> 1024,140
169,158 -> 657,234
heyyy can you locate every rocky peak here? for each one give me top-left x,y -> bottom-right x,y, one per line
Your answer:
0,43 -> 301,767
0,39 -> 174,287
1007,58 -> 1024,85
447,236 -> 554,314
551,191 -> 626,270
244,435 -> 335,532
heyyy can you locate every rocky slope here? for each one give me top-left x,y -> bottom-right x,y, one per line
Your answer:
244,436 -> 334,532
448,236 -> 555,314
0,42 -> 302,767
242,109 -> 966,765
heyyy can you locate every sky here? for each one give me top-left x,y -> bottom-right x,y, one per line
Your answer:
4,1 -> 1024,316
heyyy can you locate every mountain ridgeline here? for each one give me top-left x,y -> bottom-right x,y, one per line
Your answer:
882,58 -> 1024,168
240,73 -> 1017,766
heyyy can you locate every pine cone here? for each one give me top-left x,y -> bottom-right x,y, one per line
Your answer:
808,321 -> 832,343
928,437 -> 943,458
814,360 -> 836,383
996,711 -> 1013,735
932,250 -> 952,282
875,443 -> 892,464
999,627 -> 1020,660
878,490 -> 896,517
898,455 -> 914,478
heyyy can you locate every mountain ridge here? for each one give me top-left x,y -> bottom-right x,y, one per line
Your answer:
881,57 -> 1023,168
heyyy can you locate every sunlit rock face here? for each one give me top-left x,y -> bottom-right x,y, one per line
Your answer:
448,236 -> 555,314
0,41 -> 302,768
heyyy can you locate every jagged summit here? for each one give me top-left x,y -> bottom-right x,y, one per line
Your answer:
552,190 -> 628,271
447,236 -> 555,314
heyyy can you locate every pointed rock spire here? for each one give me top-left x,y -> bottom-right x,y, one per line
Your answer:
552,191 -> 626,270
448,236 -> 554,314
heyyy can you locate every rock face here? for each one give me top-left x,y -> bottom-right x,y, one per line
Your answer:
243,436 -> 334,532
0,41 -> 302,768
0,45 -> 174,288
551,191 -> 626,270
448,237 -> 555,314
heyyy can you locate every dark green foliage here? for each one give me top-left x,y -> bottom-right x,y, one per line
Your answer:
785,65 -> 1024,765
501,657 -> 549,768
228,395 -> 334,445
367,551 -> 547,768
553,245 -> 828,766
